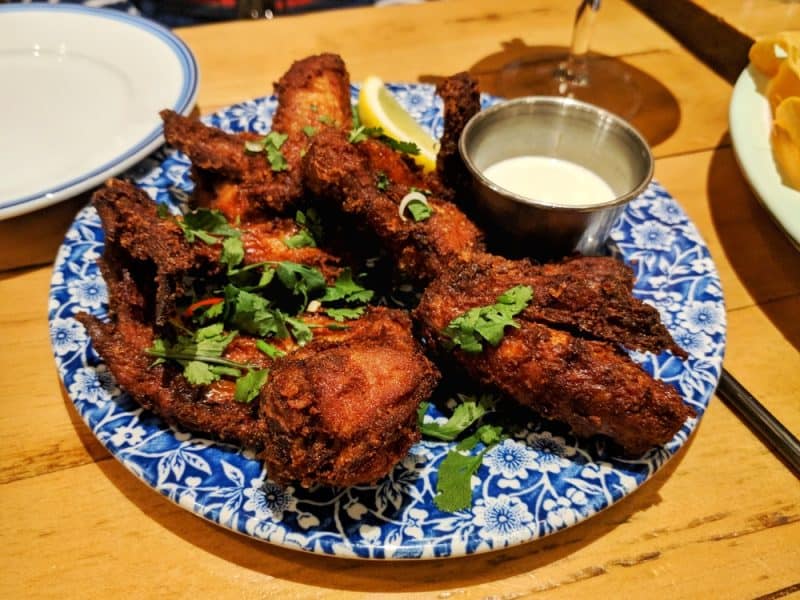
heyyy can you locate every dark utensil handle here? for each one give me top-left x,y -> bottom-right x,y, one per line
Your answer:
717,367 -> 800,478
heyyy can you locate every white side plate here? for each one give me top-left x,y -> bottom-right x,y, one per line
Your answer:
730,64 -> 800,250
0,4 -> 198,220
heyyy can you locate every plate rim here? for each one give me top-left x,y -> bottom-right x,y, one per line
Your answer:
0,3 -> 199,220
49,84 -> 726,560
729,63 -> 800,250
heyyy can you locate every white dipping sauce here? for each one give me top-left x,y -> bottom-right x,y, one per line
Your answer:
483,156 -> 616,207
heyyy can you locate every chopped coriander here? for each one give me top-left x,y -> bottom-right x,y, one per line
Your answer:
419,394 -> 496,441
376,171 -> 390,191
302,125 -> 317,137
234,368 -> 269,403
221,236 -> 245,271
318,115 -> 335,126
178,208 -> 239,245
225,285 -> 289,339
146,323 -> 247,386
434,423 -> 504,512
381,137 -> 420,155
321,268 -> 374,304
351,104 -> 361,129
283,210 -> 318,249
275,261 -> 327,306
442,285 -> 533,353
327,323 -> 350,331
348,124 -> 382,144
284,229 -> 316,249
244,131 -> 289,172
256,340 -> 286,359
326,306 -> 366,322
285,315 -> 315,346
156,203 -> 170,219
310,103 -> 318,113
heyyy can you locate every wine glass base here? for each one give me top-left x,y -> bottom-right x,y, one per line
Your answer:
498,54 -> 643,121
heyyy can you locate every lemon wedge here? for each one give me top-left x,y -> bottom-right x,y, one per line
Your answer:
358,76 -> 438,172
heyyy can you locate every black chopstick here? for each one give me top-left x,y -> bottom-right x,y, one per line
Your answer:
717,367 -> 800,478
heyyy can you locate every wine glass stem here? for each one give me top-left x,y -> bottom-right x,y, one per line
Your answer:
560,0 -> 601,89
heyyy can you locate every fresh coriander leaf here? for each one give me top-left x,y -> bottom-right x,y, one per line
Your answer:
406,199 -> 433,222
326,306 -> 365,322
184,361 -> 219,386
149,338 -> 168,366
256,340 -> 286,359
348,125 -> 383,144
285,315 -> 314,346
264,131 -> 289,172
442,285 -> 534,353
455,424 -> 504,451
234,368 -> 269,403
326,323 -> 350,331
225,285 -> 289,338
221,236 -> 245,271
419,396 -> 493,441
256,266 -> 276,288
156,203 -> 170,219
321,268 -> 374,304
376,171 -> 390,191
310,103 -> 318,113
416,401 -> 431,427
318,115 -> 335,126
178,208 -> 239,245
497,285 -> 534,311
275,262 -> 326,306
302,207 -> 324,241
380,136 -> 420,155
302,125 -> 317,137
209,365 -> 242,378
284,228 -> 316,249
195,299 -> 225,323
351,104 -> 361,129
434,446 -> 487,512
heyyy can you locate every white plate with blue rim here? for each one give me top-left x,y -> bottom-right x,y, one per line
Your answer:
49,84 -> 725,559
0,4 -> 198,220
730,64 -> 800,250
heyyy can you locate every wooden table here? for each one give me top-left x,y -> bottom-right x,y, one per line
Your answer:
2,0 -> 799,597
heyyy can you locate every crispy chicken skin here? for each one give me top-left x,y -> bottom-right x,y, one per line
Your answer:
303,129 -> 485,282
92,179 -> 223,324
418,254 -> 687,357
261,307 -> 439,487
161,53 -> 353,217
435,72 -> 481,197
414,262 -> 694,454
83,169 -> 439,487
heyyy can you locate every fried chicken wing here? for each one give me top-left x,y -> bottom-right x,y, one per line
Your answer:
161,53 -> 353,217
420,253 -> 686,357
414,259 -> 694,454
303,129 -> 485,282
436,72 -> 481,197
261,307 -> 439,487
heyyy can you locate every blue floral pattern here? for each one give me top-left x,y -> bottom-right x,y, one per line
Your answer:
48,84 -> 725,559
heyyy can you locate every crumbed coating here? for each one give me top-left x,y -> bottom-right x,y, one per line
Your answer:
303,129 -> 485,283
259,307 -> 439,487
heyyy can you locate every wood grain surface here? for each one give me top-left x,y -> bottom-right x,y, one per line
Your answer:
2,1 -> 799,598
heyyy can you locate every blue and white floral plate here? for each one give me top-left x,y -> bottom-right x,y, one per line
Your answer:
49,84 -> 726,559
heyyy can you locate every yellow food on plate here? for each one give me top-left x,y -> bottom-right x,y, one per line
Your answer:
358,75 -> 438,172
772,97 -> 800,189
750,31 -> 800,190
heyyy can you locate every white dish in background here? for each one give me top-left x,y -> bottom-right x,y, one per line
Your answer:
0,4 -> 198,220
729,64 -> 800,250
